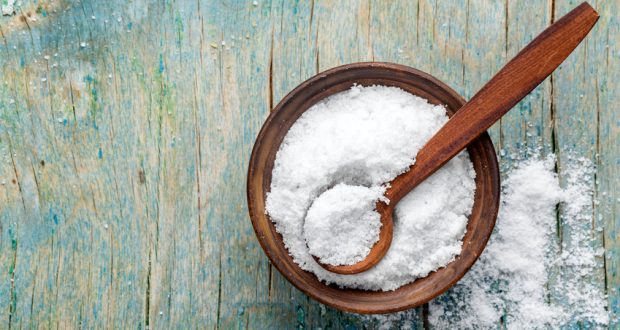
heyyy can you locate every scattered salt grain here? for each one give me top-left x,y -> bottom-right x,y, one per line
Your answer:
266,85 -> 475,290
366,156 -> 609,328
428,158 -> 565,328
425,156 -> 609,328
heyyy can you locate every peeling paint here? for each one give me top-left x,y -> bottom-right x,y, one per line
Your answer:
1,0 -> 16,16
0,1 -> 64,34
0,0 -> 616,328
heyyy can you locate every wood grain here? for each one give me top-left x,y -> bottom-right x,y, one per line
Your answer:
0,0 -> 617,328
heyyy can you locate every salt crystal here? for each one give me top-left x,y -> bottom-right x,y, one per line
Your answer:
266,85 -> 475,290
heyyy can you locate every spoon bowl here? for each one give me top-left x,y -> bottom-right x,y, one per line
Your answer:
247,62 -> 500,313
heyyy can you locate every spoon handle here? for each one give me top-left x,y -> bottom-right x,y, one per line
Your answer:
385,2 -> 599,203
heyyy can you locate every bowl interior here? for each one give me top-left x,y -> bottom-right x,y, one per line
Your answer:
247,62 -> 500,314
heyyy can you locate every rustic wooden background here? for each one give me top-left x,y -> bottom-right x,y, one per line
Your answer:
0,0 -> 617,328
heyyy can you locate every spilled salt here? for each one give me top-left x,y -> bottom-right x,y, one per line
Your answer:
429,157 -> 566,328
366,156 -> 610,328
266,85 -> 476,291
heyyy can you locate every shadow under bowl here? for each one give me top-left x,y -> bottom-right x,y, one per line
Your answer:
247,62 -> 500,314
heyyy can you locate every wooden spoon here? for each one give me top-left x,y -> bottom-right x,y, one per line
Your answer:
318,2 -> 599,275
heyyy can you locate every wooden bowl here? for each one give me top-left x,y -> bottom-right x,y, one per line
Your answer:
247,62 -> 500,314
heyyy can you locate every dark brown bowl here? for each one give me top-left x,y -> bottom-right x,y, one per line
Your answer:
247,62 -> 500,314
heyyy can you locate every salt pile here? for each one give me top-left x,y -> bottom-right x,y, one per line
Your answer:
266,85 -> 476,290
366,157 -> 610,328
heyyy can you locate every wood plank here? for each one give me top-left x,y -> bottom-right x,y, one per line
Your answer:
0,0 -> 617,328
499,0 -> 554,162
593,0 -> 620,324
551,1 -> 618,327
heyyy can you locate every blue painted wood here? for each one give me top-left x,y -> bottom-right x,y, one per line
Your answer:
0,0 -> 617,328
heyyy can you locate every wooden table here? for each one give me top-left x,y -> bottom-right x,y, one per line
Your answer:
0,0 -> 617,328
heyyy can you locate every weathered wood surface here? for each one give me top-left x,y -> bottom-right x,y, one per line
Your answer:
0,0 -> 617,328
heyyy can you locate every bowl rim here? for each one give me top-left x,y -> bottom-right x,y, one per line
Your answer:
247,62 -> 500,314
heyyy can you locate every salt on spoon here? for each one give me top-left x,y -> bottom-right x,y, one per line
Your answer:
309,2 -> 599,275
304,184 -> 387,266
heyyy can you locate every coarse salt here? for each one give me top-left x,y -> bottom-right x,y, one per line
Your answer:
266,85 -> 476,291
304,184 -> 386,266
